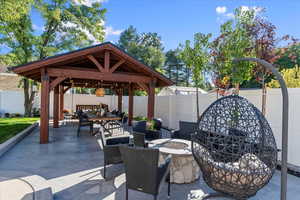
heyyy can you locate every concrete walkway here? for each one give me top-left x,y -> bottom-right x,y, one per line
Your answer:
0,124 -> 299,200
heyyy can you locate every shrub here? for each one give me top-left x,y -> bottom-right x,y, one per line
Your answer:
33,108 -> 40,117
10,113 -> 22,117
4,113 -> 10,118
133,116 -> 147,121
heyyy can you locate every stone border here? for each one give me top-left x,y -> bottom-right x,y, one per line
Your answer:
0,170 -> 53,200
0,122 -> 38,158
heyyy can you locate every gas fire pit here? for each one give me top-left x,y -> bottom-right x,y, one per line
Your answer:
149,139 -> 200,184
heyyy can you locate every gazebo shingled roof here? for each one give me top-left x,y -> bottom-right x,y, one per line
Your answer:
10,42 -> 173,89
11,42 -> 173,144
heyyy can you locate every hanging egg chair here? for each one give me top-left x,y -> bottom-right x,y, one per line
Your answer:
192,95 -> 278,199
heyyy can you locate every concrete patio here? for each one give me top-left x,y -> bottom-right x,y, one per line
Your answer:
0,124 -> 300,200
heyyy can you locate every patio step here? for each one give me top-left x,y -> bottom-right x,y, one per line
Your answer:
0,170 -> 53,200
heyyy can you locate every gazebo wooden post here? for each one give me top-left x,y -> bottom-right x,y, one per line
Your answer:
59,85 -> 64,120
53,86 -> 60,128
40,68 -> 50,144
128,84 -> 133,126
117,88 -> 123,112
147,80 -> 155,121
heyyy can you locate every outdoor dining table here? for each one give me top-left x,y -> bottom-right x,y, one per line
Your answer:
89,114 -> 122,136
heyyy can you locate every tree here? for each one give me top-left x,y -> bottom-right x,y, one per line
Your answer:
275,42 -> 300,70
267,65 -> 300,88
164,49 -> 190,86
180,33 -> 212,122
118,26 -> 165,72
243,10 -> 295,115
211,7 -> 256,93
246,14 -> 284,114
0,0 -> 106,116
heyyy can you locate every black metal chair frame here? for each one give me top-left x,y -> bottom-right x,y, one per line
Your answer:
99,127 -> 130,179
133,132 -> 148,148
77,111 -> 93,136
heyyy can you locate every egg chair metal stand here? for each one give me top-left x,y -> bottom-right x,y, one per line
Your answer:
191,58 -> 289,200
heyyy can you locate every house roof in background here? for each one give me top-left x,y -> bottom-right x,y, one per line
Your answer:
0,73 -> 22,91
0,64 -> 8,73
158,86 -> 207,96
167,86 -> 207,94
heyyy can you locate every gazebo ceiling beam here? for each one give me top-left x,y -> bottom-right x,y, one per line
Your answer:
110,59 -> 125,73
104,50 -> 110,72
50,77 -> 66,91
47,67 -> 151,83
137,82 -> 150,93
87,55 -> 105,72
63,86 -> 71,93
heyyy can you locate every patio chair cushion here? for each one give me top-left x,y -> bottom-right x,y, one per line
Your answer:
132,120 -> 147,133
106,137 -> 130,145
195,143 -> 272,193
145,130 -> 161,140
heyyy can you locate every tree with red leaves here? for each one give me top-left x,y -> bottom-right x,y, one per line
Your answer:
246,11 -> 295,115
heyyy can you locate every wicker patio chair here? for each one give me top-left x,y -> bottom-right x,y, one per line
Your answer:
120,146 -> 171,200
99,127 -> 130,179
132,120 -> 161,140
77,110 -> 93,136
108,112 -> 125,134
171,121 -> 198,140
133,132 -> 148,148
192,95 -> 277,199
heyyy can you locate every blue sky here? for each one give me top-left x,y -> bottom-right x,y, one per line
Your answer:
3,0 -> 300,53
101,0 -> 300,50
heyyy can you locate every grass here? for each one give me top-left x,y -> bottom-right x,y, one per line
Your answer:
0,118 -> 39,144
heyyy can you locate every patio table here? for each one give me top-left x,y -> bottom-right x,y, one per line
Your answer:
149,138 -> 200,184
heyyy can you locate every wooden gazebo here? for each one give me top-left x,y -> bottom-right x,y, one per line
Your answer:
11,42 -> 173,144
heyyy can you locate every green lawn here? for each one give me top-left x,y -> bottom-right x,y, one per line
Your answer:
0,118 -> 39,144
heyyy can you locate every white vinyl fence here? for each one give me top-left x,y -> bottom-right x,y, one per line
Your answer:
0,88 -> 299,166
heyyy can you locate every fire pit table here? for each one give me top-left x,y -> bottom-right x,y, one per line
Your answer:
149,138 -> 200,184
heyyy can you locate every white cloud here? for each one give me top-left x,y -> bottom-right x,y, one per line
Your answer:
61,22 -> 100,44
216,6 -> 227,14
32,24 -> 45,31
216,5 -> 263,23
216,6 -> 234,22
225,13 -> 234,19
73,0 -> 107,7
104,26 -> 123,37
240,6 -> 263,15
62,21 -> 122,43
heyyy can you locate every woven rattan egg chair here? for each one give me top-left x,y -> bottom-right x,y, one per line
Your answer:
192,95 -> 278,199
